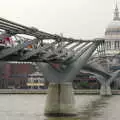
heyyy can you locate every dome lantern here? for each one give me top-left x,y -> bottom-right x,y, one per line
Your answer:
113,3 -> 120,21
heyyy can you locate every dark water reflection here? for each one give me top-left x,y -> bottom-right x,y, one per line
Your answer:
77,96 -> 110,120
0,94 -> 117,120
45,96 -> 110,120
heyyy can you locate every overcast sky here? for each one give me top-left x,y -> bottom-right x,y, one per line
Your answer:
0,0 -> 117,39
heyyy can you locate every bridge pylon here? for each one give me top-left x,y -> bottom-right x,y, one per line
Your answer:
36,40 -> 102,116
45,82 -> 75,116
100,84 -> 112,96
95,70 -> 120,96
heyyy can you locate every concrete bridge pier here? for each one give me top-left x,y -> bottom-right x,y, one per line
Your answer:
100,84 -> 112,96
94,75 -> 112,96
100,70 -> 120,96
44,82 -> 76,116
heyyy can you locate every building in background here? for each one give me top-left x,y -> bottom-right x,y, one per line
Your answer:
27,72 -> 47,89
2,62 -> 34,89
73,72 -> 99,89
105,4 -> 120,55
0,62 -> 7,88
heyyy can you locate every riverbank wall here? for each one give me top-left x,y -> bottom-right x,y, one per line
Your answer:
0,89 -> 119,95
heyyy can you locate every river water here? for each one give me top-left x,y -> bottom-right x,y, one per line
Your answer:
0,94 -> 119,120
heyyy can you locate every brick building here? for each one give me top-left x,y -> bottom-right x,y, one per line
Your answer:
1,63 -> 34,89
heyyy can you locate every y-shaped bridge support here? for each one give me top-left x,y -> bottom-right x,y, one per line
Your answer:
37,41 -> 100,116
82,62 -> 112,96
100,80 -> 112,96
95,70 -> 120,96
83,62 -> 120,96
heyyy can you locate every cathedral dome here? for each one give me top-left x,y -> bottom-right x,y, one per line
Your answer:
106,20 -> 120,30
105,4 -> 120,40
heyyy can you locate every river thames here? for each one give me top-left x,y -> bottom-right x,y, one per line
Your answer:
0,94 -> 119,120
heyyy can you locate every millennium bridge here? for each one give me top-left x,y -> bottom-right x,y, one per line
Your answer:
0,17 -> 119,116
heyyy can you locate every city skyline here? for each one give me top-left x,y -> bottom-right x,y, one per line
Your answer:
0,0 -> 118,39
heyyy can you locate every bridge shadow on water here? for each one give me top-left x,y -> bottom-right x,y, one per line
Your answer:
44,96 -> 111,120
